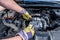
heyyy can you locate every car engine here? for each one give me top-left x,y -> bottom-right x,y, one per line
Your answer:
0,0 -> 60,40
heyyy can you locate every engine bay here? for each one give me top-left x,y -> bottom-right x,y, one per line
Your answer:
0,1 -> 60,40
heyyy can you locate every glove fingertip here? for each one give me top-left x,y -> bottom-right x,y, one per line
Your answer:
28,24 -> 32,28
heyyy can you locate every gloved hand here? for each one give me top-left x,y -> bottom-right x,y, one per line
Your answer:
21,9 -> 32,20
24,24 -> 34,37
17,24 -> 35,40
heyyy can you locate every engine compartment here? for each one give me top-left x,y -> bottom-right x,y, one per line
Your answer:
0,1 -> 60,40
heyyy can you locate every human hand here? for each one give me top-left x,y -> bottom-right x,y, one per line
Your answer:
17,24 -> 35,40
21,9 -> 32,20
